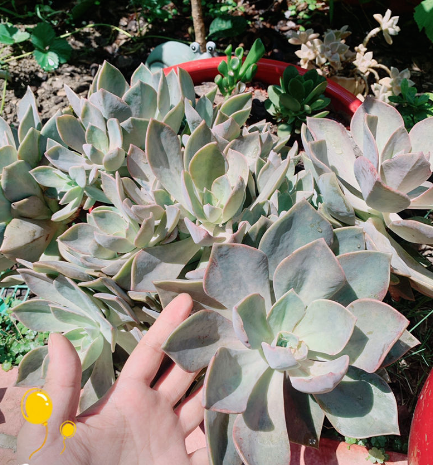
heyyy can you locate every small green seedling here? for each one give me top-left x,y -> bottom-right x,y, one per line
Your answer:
214,38 -> 265,97
367,447 -> 389,464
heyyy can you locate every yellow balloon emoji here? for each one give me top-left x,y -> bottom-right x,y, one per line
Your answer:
21,388 -> 53,460
60,420 -> 76,455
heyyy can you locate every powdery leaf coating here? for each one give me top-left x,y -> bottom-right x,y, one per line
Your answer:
204,244 -> 272,310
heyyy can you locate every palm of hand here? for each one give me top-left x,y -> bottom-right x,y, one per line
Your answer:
16,294 -> 208,465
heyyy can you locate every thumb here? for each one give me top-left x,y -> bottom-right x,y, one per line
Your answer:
44,333 -> 82,429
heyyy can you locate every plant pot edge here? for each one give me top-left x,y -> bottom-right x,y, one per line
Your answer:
164,56 -> 362,118
408,368 -> 433,464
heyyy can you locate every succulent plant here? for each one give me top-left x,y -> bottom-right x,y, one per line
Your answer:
303,96 -> 433,296
146,116 -> 293,240
162,200 -> 414,465
0,88 -> 62,265
372,67 -> 414,104
3,59 -> 422,464
265,66 -> 330,137
293,26 -> 352,73
290,11 -> 401,100
214,38 -> 265,97
372,9 -> 400,45
50,84 -> 293,289
316,30 -> 351,71
10,265 -> 162,409
30,61 -> 197,222
288,28 -> 320,46
389,79 -> 433,130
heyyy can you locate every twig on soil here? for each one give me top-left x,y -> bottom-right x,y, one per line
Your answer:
60,23 -> 134,40
2,51 -> 32,64
0,78 -> 7,116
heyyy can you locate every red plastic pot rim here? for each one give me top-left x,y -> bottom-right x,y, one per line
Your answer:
164,57 -> 362,118
408,368 -> 433,464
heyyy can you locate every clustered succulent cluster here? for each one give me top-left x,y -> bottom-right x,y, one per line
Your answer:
288,9 -> 413,103
3,60 -> 427,464
265,65 -> 330,137
303,96 -> 433,300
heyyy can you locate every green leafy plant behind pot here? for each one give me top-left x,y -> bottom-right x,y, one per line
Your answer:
414,0 -> 433,43
31,23 -> 72,71
389,78 -> 433,130
0,23 -> 29,45
208,15 -> 248,40
265,65 -> 330,138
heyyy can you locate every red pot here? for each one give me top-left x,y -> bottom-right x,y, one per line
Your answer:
408,369 -> 433,464
164,57 -> 362,119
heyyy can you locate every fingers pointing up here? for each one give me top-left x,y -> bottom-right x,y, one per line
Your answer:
119,293 -> 193,385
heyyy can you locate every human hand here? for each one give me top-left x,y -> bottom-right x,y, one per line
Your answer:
16,293 -> 208,465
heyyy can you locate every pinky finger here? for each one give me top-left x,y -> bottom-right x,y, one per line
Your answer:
189,447 -> 209,465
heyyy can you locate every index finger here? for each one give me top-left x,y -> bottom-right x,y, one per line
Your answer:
119,293 -> 193,385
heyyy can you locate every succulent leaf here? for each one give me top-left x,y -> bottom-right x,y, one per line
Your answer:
289,356 -> 350,394
233,370 -> 290,465
333,251 -> 391,305
204,244 -> 272,310
205,411 -> 242,465
204,347 -> 268,413
16,345 -> 48,387
293,299 -> 356,355
163,310 -> 244,372
337,299 -> 409,372
315,366 -> 399,438
259,200 -> 334,277
273,239 -> 346,304
283,374 -> 324,448
232,293 -> 273,349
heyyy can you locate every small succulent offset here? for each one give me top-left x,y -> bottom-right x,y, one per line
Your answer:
303,96 -> 433,297
0,88 -> 61,266
389,79 -> 433,130
372,67 -> 414,104
289,10 -> 404,101
214,38 -> 265,97
265,66 -> 330,138
372,9 -> 401,45
163,201 -> 413,465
